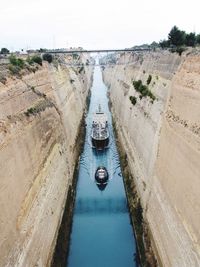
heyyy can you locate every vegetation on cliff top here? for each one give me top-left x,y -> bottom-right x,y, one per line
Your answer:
27,55 -> 42,65
0,48 -> 10,54
8,54 -> 45,75
132,26 -> 200,55
42,53 -> 53,63
159,26 -> 200,55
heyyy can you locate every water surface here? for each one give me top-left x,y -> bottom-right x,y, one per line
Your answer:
67,67 -> 138,267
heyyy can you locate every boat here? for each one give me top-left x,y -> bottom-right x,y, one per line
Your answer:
91,105 -> 109,150
95,166 -> 109,184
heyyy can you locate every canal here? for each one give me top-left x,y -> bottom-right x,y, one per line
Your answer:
67,67 -> 138,267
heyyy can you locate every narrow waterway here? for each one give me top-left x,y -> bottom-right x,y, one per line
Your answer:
67,67 -> 138,267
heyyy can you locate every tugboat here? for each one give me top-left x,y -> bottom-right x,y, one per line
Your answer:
95,166 -> 109,184
91,105 -> 109,150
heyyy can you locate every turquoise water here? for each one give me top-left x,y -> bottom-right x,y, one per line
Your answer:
67,67 -> 138,267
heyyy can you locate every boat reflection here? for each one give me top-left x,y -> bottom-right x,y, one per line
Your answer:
96,182 -> 108,191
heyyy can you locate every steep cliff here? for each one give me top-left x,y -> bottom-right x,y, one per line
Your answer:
103,50 -> 200,266
0,56 -> 93,267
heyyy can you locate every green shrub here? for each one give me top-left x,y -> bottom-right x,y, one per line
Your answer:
9,55 -> 25,68
26,56 -> 33,64
129,96 -> 137,105
140,85 -> 149,96
132,79 -> 156,102
146,74 -> 152,85
42,53 -> 53,63
27,55 -> 42,65
25,107 -> 35,115
78,66 -> 84,74
132,80 -> 142,91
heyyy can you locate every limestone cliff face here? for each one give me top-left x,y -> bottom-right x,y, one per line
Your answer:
0,58 -> 93,267
103,50 -> 200,266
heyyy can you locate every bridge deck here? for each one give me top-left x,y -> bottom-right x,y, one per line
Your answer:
47,48 -> 151,54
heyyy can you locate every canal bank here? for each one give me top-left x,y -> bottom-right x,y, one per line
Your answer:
51,80 -> 92,267
112,119 -> 158,267
50,114 -> 87,267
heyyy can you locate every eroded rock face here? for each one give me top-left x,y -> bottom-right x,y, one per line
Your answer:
103,50 -> 200,266
0,58 -> 93,267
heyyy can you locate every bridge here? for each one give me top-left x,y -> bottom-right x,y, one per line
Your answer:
47,48 -> 151,66
47,48 -> 150,54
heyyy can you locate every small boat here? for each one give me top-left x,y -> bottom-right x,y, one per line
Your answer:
95,166 -> 109,184
91,105 -> 109,150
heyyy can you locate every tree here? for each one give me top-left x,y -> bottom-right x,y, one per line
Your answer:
42,53 -> 53,63
196,34 -> 200,45
185,32 -> 196,47
1,48 -> 10,54
159,39 -> 170,48
168,26 -> 186,46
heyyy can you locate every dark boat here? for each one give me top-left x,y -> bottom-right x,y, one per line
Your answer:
91,105 -> 109,150
95,166 -> 109,184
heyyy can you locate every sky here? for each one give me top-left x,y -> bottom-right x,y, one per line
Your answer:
0,0 -> 200,51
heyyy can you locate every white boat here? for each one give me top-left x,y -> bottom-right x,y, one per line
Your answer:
91,105 -> 109,150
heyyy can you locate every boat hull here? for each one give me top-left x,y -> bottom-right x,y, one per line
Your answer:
91,137 -> 109,150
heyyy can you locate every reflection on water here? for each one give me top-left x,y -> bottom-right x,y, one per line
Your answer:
96,182 -> 108,191
75,197 -> 128,215
67,67 -> 138,267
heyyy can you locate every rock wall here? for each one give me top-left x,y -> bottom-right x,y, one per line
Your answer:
103,50 -> 200,266
0,57 -> 93,267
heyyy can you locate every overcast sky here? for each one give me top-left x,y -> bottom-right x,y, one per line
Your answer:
1,0 -> 200,51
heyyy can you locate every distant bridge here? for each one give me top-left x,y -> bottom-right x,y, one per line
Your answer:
47,48 -> 150,54
47,48 -> 150,66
